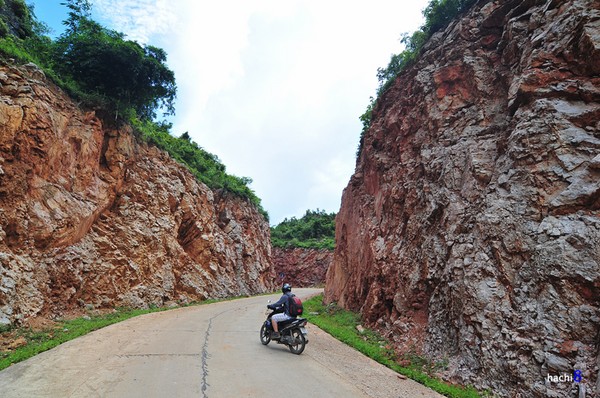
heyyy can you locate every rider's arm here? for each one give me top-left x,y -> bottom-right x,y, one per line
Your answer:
268,294 -> 287,310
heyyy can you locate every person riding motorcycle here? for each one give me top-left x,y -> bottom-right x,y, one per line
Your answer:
267,283 -> 295,339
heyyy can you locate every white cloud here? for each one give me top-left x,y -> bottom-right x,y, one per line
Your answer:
92,0 -> 176,43
91,0 -> 430,224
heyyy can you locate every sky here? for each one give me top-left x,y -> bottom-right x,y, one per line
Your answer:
27,0 -> 429,225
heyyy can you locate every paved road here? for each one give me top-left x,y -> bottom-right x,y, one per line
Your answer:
0,289 -> 444,397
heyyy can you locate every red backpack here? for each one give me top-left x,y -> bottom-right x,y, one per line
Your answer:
288,294 -> 303,317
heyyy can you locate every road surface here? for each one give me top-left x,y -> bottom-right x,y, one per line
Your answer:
0,288 -> 444,397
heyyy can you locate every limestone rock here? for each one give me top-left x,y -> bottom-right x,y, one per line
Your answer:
325,1 -> 600,397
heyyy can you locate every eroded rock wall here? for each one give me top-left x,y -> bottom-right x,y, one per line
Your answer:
0,63 -> 275,324
325,0 -> 600,396
272,247 -> 332,287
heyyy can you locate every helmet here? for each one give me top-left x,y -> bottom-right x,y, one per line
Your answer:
282,283 -> 292,294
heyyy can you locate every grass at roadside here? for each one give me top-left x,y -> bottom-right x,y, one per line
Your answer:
0,307 -> 159,371
303,294 -> 484,398
0,295 -> 255,372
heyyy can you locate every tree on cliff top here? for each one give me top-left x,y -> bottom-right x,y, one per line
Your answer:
0,0 -> 176,121
0,0 -> 265,218
358,0 -> 479,155
271,209 -> 336,250
51,0 -> 176,120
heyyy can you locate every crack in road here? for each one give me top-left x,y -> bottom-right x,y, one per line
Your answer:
201,315 -> 213,398
201,306 -> 247,398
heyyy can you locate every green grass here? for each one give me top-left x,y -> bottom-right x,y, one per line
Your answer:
0,294 -> 258,371
303,295 -> 484,398
0,307 -> 172,371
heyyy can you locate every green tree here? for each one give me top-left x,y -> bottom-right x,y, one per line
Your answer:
61,0 -> 92,34
0,1 -> 266,219
52,0 -> 176,119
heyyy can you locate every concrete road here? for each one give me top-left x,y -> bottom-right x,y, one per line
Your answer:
0,288 -> 444,397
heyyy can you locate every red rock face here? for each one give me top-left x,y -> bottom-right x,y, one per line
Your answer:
326,0 -> 600,396
272,247 -> 332,287
0,63 -> 275,324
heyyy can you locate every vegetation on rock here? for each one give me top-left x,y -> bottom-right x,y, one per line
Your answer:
0,0 -> 265,217
271,209 -> 336,250
133,119 -> 267,218
358,0 -> 478,155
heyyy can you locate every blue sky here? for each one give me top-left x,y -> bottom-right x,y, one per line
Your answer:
27,1 -> 66,37
26,0 -> 429,225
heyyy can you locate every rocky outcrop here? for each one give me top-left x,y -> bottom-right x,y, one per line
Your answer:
325,0 -> 599,396
272,247 -> 332,287
0,62 -> 275,324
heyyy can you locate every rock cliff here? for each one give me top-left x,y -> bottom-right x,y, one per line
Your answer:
272,247 -> 332,287
325,0 -> 599,396
0,62 -> 275,325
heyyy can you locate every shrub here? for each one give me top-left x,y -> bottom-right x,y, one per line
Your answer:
9,0 -> 26,19
132,118 -> 268,219
0,19 -> 8,37
52,10 -> 176,120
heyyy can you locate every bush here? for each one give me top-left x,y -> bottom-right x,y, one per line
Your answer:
0,35 -> 32,60
132,118 -> 268,220
0,19 -> 8,37
9,0 -> 26,18
52,8 -> 176,120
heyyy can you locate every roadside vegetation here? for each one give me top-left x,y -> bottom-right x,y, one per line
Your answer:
0,0 -> 266,218
0,296 -> 250,371
357,0 -> 478,155
3,293 -> 484,398
0,307 -> 162,371
303,295 -> 485,398
271,209 -> 336,250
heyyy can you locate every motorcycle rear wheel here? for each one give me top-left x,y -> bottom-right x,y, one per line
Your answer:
260,323 -> 271,345
288,328 -> 306,355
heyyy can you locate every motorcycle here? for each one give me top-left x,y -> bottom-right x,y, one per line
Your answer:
260,303 -> 309,355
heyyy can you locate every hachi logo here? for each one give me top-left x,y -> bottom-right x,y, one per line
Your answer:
546,370 -> 583,383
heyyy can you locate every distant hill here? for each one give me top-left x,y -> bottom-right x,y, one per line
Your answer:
271,210 -> 336,250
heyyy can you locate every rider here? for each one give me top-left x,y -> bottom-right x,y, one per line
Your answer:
267,283 -> 294,339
